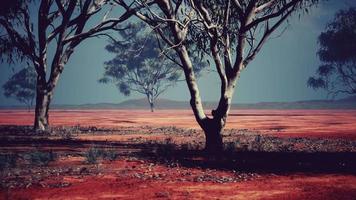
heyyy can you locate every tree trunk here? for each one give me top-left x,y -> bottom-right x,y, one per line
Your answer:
203,88 -> 234,153
27,103 -> 31,112
34,90 -> 52,131
33,72 -> 53,131
146,93 -> 155,112
202,119 -> 224,153
150,102 -> 154,112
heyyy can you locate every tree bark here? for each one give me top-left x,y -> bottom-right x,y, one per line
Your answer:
33,71 -> 56,131
150,102 -> 154,112
146,93 -> 155,112
34,89 -> 52,131
27,104 -> 31,113
202,118 -> 224,153
203,86 -> 235,153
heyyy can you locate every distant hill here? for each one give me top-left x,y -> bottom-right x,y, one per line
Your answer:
1,96 -> 356,110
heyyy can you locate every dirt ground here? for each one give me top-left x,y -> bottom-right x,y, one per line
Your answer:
1,109 -> 356,139
0,109 -> 356,199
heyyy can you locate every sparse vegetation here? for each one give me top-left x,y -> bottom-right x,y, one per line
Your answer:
101,148 -> 119,161
85,146 -> 119,164
0,124 -> 355,199
27,150 -> 57,166
0,153 -> 17,170
85,147 -> 102,164
158,138 -> 177,157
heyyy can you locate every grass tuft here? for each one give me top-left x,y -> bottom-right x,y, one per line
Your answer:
84,146 -> 119,164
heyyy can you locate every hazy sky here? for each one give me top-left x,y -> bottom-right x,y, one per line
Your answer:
1,0 -> 356,106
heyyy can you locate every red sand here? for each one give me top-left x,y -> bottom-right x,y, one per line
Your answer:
1,109 -> 356,199
2,159 -> 356,200
4,173 -> 356,200
0,109 -> 355,139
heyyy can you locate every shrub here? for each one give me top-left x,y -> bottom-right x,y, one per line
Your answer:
85,147 -> 102,164
28,151 -> 56,166
84,146 -> 120,164
102,148 -> 118,161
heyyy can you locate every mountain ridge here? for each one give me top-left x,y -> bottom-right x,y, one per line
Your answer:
1,96 -> 355,110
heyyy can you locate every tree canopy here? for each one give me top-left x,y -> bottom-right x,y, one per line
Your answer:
116,0 -> 320,151
3,67 -> 36,111
308,7 -> 356,97
100,22 -> 205,111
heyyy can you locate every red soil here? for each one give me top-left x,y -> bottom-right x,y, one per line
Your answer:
1,109 -> 356,199
5,174 -> 356,200
2,158 -> 356,200
1,109 -> 355,139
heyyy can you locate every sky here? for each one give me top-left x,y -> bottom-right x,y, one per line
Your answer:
1,0 -> 356,106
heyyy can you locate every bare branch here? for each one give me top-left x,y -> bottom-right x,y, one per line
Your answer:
244,5 -> 295,65
246,0 -> 301,30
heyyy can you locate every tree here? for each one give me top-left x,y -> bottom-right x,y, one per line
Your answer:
3,67 -> 36,111
99,23 -> 181,112
0,0 -> 147,131
117,0 -> 319,152
308,7 -> 356,97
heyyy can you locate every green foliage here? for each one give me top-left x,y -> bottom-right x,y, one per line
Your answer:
3,67 -> 36,109
85,147 -> 102,164
308,7 -> 356,96
101,23 -> 181,93
0,0 -> 33,64
100,22 -> 206,108
27,150 -> 57,166
0,0 -> 30,18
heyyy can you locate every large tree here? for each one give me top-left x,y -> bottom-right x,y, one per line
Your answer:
3,67 -> 36,111
117,0 -> 319,152
100,23 -> 181,112
0,0 -> 146,131
308,7 -> 356,97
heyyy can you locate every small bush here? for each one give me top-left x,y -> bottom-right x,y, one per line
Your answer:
104,149 -> 118,161
102,148 -> 118,161
28,151 -> 56,166
0,153 -> 17,169
84,146 -> 120,164
85,147 -> 102,164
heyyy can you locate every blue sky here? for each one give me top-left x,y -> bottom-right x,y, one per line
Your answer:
1,0 -> 355,106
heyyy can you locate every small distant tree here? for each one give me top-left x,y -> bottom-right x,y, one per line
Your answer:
308,7 -> 356,97
3,67 -> 36,111
100,23 -> 203,112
